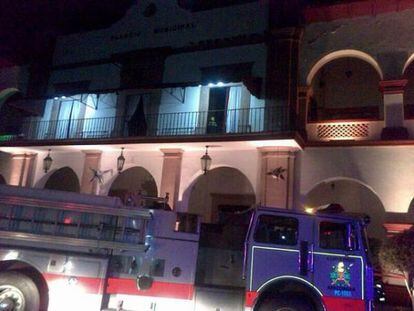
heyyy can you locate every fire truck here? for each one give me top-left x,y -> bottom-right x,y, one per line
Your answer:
0,184 -> 374,311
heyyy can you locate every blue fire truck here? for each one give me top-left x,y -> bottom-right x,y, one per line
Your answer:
0,185 -> 373,311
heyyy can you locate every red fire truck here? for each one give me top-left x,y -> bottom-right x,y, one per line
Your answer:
0,184 -> 374,311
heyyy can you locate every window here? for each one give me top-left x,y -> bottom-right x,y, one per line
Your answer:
254,215 -> 298,246
319,222 -> 357,250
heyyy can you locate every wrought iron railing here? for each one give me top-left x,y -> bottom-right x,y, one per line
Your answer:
1,106 -> 293,142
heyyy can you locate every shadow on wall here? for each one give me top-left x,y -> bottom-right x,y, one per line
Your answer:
184,167 -> 255,224
304,178 -> 386,239
43,167 -> 80,193
108,166 -> 158,203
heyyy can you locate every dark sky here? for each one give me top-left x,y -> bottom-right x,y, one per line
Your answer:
0,0 -> 134,65
0,0 -> 343,66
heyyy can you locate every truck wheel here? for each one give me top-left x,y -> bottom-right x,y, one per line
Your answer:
257,294 -> 315,311
0,271 -> 40,311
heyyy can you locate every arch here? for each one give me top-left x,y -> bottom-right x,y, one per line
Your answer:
402,53 -> 414,75
402,55 -> 414,118
0,88 -> 20,109
0,174 -> 6,184
44,167 -> 80,193
0,88 -> 28,136
406,197 -> 414,215
304,177 -> 386,239
185,166 -> 255,224
108,166 -> 158,203
307,51 -> 383,121
306,50 -> 383,86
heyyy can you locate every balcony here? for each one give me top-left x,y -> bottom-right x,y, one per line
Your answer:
306,106 -> 384,142
0,106 -> 293,144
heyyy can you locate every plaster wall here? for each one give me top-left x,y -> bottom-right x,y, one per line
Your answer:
163,44 -> 267,84
300,8 -> 414,84
53,1 -> 267,65
48,64 -> 121,95
0,152 -> 11,184
158,86 -> 201,114
297,146 -> 414,214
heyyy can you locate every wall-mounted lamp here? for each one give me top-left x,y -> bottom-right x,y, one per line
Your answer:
43,149 -> 53,173
200,146 -> 212,175
117,147 -> 125,173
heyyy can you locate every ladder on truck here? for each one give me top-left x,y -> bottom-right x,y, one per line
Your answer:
0,185 -> 152,253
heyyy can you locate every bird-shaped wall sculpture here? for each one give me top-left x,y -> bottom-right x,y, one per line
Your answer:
89,168 -> 113,184
266,166 -> 286,181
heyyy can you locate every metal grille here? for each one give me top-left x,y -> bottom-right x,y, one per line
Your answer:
317,123 -> 369,139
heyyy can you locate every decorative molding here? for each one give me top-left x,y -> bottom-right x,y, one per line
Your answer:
379,79 -> 408,94
304,0 -> 414,24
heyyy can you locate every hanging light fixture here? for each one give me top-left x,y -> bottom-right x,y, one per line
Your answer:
200,145 -> 212,175
43,149 -> 53,173
117,147 -> 125,173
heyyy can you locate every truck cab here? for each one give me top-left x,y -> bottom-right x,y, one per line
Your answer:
244,207 -> 374,311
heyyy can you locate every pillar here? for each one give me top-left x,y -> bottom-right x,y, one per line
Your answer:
379,79 -> 408,139
297,86 -> 310,138
80,150 -> 102,194
265,28 -> 303,130
8,153 -> 37,187
258,148 -> 296,209
160,149 -> 183,210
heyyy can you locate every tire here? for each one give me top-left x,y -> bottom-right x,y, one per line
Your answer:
0,271 -> 40,311
257,294 -> 316,311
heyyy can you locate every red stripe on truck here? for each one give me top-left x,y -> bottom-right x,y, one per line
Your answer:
245,291 -> 258,307
322,296 -> 365,311
43,273 -> 104,294
107,278 -> 194,300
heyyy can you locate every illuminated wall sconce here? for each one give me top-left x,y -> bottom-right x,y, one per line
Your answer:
117,147 -> 125,173
43,149 -> 53,173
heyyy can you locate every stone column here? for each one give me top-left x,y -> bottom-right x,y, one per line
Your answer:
265,28 -> 302,130
80,150 -> 102,194
379,79 -> 408,139
297,86 -> 310,138
258,148 -> 296,209
8,153 -> 37,187
160,149 -> 183,210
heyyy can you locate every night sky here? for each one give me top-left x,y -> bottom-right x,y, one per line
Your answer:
0,0 -> 135,65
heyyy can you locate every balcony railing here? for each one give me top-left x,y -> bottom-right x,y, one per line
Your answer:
1,106 -> 292,142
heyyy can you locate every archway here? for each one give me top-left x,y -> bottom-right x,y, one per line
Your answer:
187,167 -> 255,224
44,167 -> 80,192
402,58 -> 414,118
406,197 -> 414,215
108,166 -> 157,203
305,178 -> 386,239
0,88 -> 29,135
0,174 -> 6,184
307,52 -> 382,122
186,167 -> 256,286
